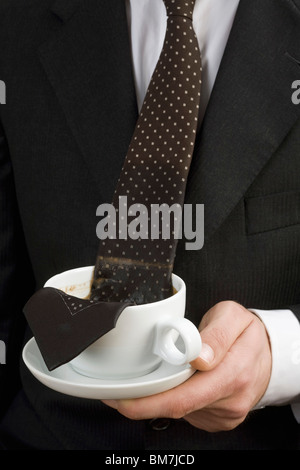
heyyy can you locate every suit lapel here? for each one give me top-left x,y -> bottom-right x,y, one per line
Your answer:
39,0 -> 138,200
187,0 -> 300,241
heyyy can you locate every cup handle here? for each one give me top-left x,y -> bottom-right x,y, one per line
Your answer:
153,316 -> 202,366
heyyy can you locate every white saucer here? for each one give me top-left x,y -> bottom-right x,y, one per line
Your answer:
22,338 -> 195,400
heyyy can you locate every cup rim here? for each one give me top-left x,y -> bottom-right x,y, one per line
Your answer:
44,265 -> 185,308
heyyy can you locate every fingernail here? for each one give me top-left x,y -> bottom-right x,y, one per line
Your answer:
199,343 -> 214,364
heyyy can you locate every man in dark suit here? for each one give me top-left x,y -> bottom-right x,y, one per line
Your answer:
0,0 -> 299,450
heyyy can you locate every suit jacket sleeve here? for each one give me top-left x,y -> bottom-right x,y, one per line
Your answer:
0,119 -> 34,418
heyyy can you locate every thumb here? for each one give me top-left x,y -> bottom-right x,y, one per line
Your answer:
189,301 -> 253,371
190,342 -> 215,371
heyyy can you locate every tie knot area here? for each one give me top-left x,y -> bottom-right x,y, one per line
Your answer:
163,0 -> 196,20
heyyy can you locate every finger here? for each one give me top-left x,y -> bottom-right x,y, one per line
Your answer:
184,406 -> 246,432
101,399 -> 118,409
102,363 -> 232,421
190,301 -> 254,371
188,317 -> 272,430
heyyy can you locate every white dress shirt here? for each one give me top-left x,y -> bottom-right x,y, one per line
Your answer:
125,0 -> 300,421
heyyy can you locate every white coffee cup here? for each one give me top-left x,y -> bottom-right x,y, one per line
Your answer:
44,266 -> 202,379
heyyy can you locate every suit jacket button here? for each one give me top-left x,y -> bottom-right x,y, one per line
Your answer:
149,418 -> 170,431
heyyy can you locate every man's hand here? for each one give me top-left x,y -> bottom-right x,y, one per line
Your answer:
102,301 -> 272,432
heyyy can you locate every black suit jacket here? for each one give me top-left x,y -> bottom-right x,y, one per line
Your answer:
0,0 -> 299,450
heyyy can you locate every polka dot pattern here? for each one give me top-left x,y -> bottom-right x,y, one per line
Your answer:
55,289 -> 96,316
92,0 -> 201,304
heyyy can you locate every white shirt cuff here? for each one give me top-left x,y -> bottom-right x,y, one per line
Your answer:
249,308 -> 300,423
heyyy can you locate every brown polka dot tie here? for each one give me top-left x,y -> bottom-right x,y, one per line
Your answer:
91,0 -> 202,304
